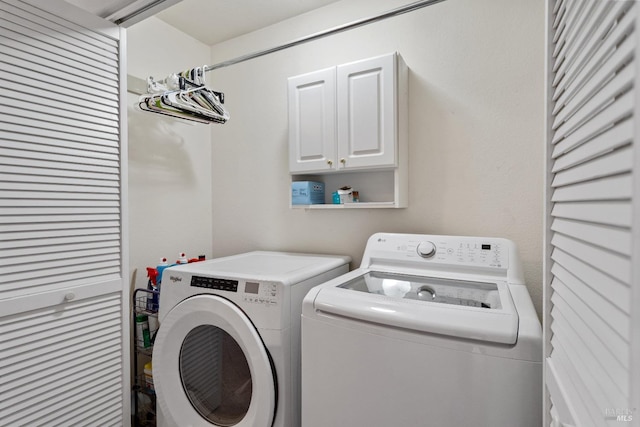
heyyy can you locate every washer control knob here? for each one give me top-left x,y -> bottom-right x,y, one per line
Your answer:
416,241 -> 437,258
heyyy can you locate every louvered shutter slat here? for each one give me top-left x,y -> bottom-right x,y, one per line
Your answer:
3,0 -> 118,46
0,122 -> 119,147
547,344 -> 599,427
0,292 -> 123,426
552,0 -> 591,63
0,131 -> 120,154
1,97 -> 119,130
0,146 -> 119,167
551,174 -> 632,202
550,0 -> 572,58
0,230 -> 120,249
550,200 -> 632,229
1,330 -> 121,384
0,18 -> 117,75
550,270 -> 629,365
0,60 -> 118,104
0,3 -> 118,64
552,28 -> 634,119
549,299 -> 627,403
551,248 -> 630,314
0,139 -> 119,161
545,0 -> 636,424
0,220 -> 120,234
550,233 -> 631,283
0,107 -> 119,139
0,1 -> 126,425
551,144 -> 633,186
0,39 -> 118,91
2,268 -> 121,302
549,335 -> 621,421
552,1 -> 566,30
551,118 -> 632,171
0,66 -> 118,110
0,158 -> 119,176
0,2 -> 118,57
552,2 -> 626,91
550,218 -> 631,256
551,0 -> 606,81
551,89 -> 633,147
552,62 -> 633,137
0,166 -> 119,182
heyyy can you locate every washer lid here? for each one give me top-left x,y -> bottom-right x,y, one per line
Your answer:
313,271 -> 519,344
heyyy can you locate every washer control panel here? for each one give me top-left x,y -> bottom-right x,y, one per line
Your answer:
415,239 -> 507,268
366,234 -> 510,270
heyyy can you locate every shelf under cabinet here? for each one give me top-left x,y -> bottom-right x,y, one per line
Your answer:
290,169 -> 406,209
292,201 -> 398,209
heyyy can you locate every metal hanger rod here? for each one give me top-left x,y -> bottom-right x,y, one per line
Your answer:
204,0 -> 446,72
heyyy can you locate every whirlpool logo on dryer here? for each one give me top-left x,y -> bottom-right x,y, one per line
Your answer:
169,275 -> 182,283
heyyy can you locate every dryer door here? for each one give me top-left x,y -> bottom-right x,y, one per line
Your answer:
153,295 -> 276,427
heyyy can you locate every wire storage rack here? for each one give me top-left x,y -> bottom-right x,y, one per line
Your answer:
132,288 -> 159,426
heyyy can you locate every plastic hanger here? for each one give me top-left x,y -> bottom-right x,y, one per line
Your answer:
138,67 -> 230,124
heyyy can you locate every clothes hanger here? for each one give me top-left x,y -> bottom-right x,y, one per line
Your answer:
138,95 -> 212,124
161,86 -> 225,119
139,68 -> 230,124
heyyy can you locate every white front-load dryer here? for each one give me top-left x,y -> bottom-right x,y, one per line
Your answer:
153,251 -> 350,427
302,233 -> 542,427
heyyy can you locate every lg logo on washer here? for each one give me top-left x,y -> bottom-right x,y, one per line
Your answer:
169,275 -> 182,283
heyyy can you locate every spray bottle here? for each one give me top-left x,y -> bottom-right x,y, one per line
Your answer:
145,267 -> 159,311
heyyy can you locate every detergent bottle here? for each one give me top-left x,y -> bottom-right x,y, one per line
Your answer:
156,257 -> 170,284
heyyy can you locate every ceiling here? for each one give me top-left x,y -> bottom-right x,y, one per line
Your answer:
155,0 -> 342,45
65,0 -> 342,44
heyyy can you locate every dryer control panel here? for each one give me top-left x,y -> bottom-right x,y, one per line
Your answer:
242,281 -> 279,306
191,276 -> 239,292
189,276 -> 279,306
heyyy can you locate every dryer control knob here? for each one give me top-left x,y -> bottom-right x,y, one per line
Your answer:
416,241 -> 437,258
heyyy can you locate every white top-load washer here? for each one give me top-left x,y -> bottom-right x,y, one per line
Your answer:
152,251 -> 350,427
302,233 -> 542,427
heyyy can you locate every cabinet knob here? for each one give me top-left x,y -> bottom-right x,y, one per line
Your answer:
327,160 -> 333,166
340,158 -> 346,164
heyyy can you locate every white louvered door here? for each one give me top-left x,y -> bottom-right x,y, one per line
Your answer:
0,1 -> 129,425
545,1 -> 639,426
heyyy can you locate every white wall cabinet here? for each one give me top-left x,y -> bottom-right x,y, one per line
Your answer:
288,52 -> 407,208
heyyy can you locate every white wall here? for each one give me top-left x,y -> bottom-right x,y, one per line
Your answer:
127,17 -> 214,289
206,0 -> 545,315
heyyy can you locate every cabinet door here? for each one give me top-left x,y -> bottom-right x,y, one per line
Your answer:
288,67 -> 337,173
337,53 -> 396,170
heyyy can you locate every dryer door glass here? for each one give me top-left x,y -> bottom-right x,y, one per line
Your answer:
179,324 -> 252,426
